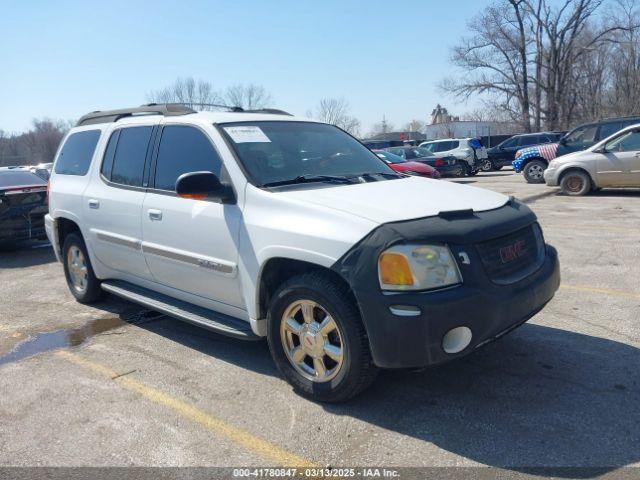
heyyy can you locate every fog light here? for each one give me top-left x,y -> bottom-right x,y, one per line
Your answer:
442,327 -> 472,354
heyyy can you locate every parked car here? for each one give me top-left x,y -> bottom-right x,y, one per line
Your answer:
30,163 -> 53,180
513,116 -> 640,183
485,132 -> 563,171
46,104 -> 560,402
383,146 -> 462,176
0,169 -> 48,249
372,150 -> 440,179
419,138 -> 488,176
544,123 -> 640,195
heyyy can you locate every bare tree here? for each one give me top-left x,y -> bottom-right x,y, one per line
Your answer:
313,98 -> 361,136
444,0 -> 637,131
224,84 -> 273,110
147,77 -> 222,110
404,119 -> 425,132
442,1 -> 533,130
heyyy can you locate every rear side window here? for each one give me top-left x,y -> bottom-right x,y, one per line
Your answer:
54,130 -> 101,176
449,141 -> 459,149
153,126 -> 222,191
109,127 -> 153,187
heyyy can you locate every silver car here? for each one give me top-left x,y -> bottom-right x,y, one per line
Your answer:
544,123 -> 640,195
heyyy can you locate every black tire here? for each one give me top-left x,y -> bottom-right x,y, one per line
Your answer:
467,166 -> 479,176
523,159 -> 547,184
479,159 -> 493,172
560,170 -> 592,196
266,271 -> 377,402
457,161 -> 470,177
62,232 -> 103,303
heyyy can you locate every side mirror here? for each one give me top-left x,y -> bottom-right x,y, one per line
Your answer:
175,171 -> 235,203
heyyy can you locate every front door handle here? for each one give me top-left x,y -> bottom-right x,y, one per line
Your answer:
148,209 -> 163,221
88,199 -> 100,209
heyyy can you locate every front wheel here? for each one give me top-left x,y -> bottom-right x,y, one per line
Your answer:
523,160 -> 547,184
560,170 -> 591,196
267,272 -> 377,402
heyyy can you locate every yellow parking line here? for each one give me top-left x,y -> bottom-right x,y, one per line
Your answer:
561,284 -> 640,300
56,350 -> 315,467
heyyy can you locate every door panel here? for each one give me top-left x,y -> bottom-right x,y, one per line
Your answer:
84,124 -> 156,279
142,194 -> 243,308
599,130 -> 640,186
141,124 -> 244,309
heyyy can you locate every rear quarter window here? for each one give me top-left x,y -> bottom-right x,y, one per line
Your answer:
54,130 -> 101,176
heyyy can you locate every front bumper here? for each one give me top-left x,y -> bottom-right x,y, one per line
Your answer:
543,167 -> 560,186
332,200 -> 560,369
512,158 -> 524,173
0,212 -> 46,243
354,246 -> 559,368
436,164 -> 463,176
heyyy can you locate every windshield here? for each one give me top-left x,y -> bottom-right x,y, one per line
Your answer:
375,151 -> 406,164
220,121 -> 397,186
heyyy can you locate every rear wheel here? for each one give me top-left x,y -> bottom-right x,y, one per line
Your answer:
480,159 -> 493,172
523,160 -> 547,184
267,272 -> 377,402
560,170 -> 591,196
62,232 -> 103,303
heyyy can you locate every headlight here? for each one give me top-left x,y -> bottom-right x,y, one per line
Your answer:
548,160 -> 558,169
514,151 -> 522,159
378,244 -> 462,291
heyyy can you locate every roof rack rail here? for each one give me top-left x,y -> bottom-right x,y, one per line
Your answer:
76,103 -> 196,126
242,108 -> 292,116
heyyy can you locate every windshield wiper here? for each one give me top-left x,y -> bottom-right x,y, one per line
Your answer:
262,174 -> 355,187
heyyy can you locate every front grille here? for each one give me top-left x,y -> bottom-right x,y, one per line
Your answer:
475,224 -> 545,284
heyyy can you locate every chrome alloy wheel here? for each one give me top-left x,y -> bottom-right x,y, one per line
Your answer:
280,300 -> 344,383
527,164 -> 544,180
67,245 -> 88,293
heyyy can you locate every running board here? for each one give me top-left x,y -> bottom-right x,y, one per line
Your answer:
101,280 -> 260,341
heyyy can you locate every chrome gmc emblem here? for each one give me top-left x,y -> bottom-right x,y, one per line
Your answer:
499,239 -> 526,263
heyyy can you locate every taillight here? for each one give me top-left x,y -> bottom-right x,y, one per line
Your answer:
435,158 -> 444,167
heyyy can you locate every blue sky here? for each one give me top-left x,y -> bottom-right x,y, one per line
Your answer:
1,0 -> 488,134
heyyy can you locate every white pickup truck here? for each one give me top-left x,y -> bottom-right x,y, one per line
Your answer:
46,104 -> 560,402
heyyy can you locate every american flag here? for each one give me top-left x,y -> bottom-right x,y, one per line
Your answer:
517,143 -> 558,162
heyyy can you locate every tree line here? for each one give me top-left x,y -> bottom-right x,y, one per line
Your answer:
0,119 -> 70,167
443,0 -> 640,132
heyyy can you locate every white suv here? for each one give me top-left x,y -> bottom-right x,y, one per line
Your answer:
419,138 -> 488,176
46,104 -> 560,402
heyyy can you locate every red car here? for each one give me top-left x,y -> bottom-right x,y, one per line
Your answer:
373,150 -> 440,179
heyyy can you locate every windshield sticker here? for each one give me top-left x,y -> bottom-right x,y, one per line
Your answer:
223,126 -> 271,143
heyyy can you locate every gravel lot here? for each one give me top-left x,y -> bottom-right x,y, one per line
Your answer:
1,170 -> 638,477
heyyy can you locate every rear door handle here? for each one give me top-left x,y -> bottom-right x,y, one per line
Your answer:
148,209 -> 163,221
88,199 -> 100,209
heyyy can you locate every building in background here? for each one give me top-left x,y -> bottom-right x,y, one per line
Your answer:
424,104 -> 518,147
